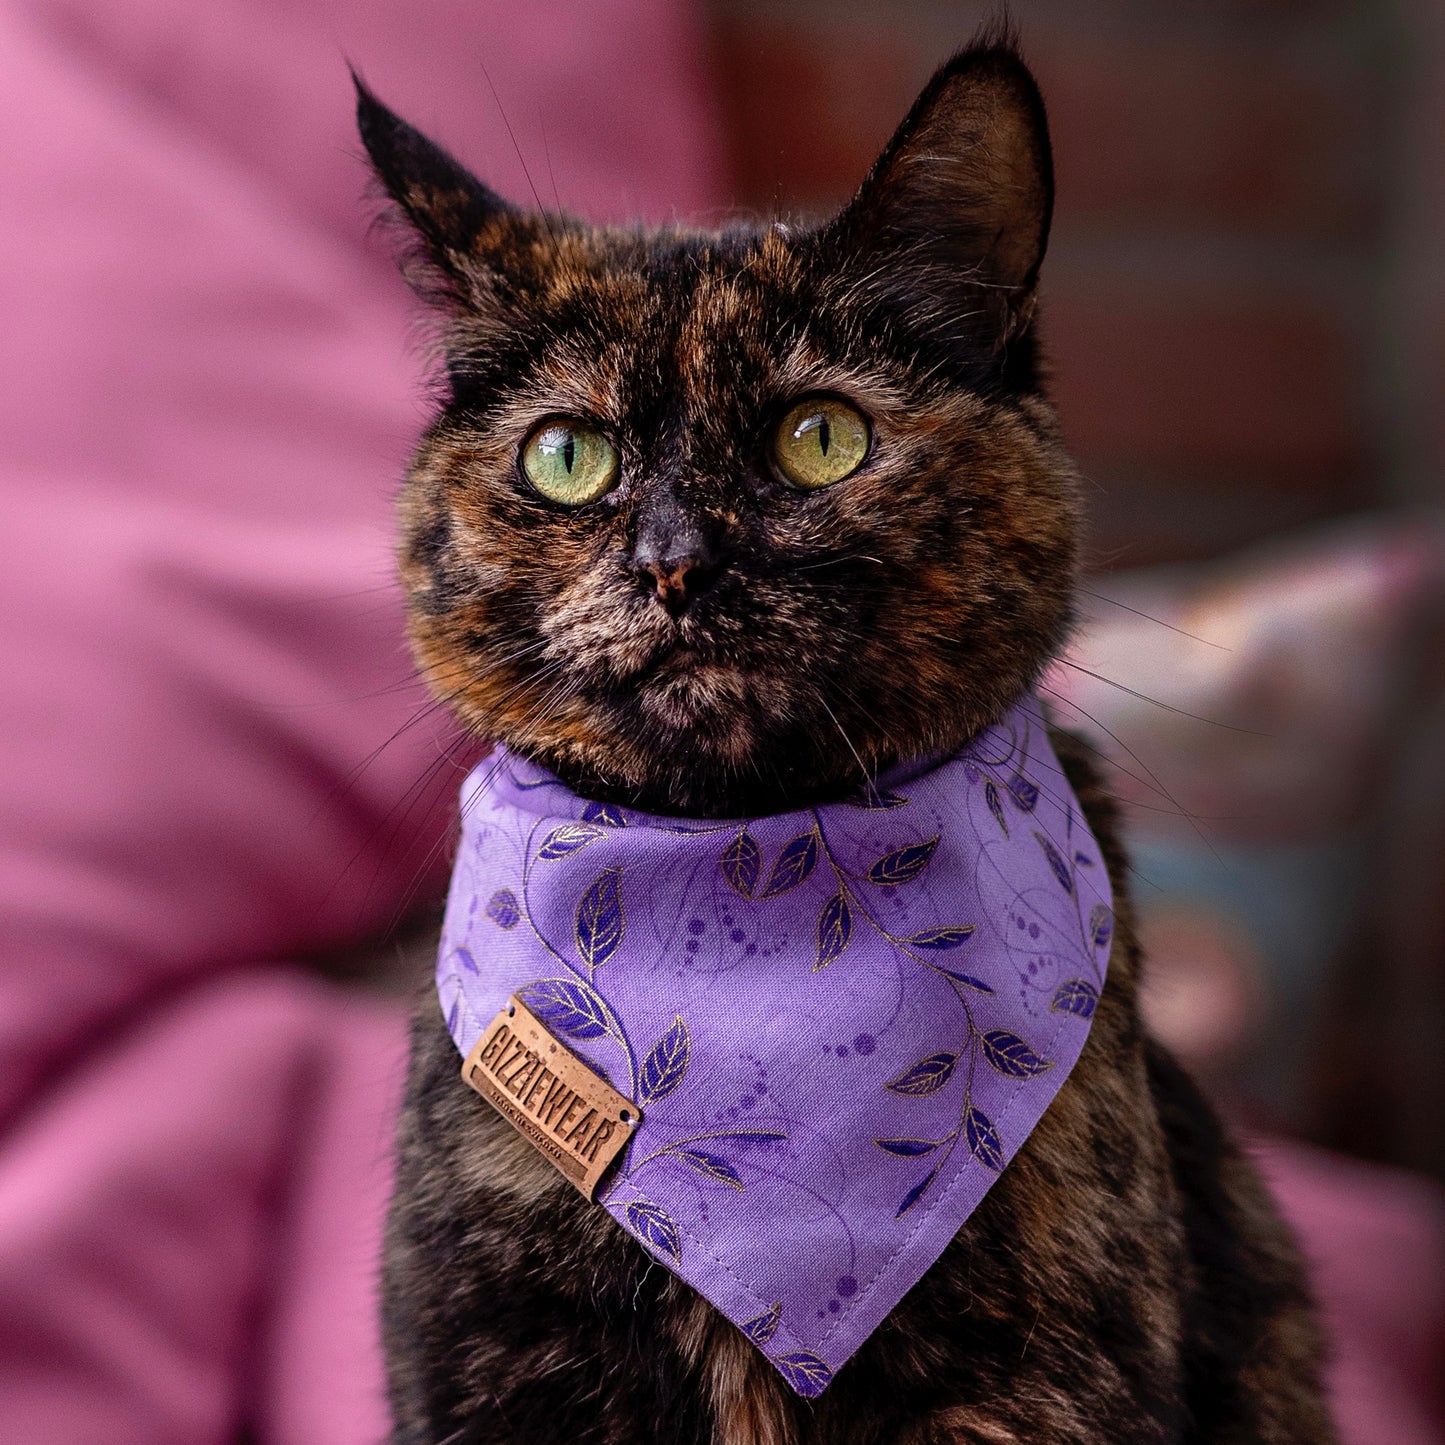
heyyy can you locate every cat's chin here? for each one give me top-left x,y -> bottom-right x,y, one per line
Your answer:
621,624 -> 716,680
616,636 -> 753,724
632,660 -> 756,740
636,639 -> 706,679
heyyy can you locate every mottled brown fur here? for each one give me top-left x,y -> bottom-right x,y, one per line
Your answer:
357,34 -> 1334,1445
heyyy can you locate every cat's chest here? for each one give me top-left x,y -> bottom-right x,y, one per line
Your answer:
457,1105 -> 798,1440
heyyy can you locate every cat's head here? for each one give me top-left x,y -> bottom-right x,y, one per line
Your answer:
358,37 -> 1078,816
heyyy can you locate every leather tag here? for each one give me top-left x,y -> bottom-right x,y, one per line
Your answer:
461,994 -> 639,1199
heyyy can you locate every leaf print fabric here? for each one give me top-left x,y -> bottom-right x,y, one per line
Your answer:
521,978 -> 610,1040
742,1301 -> 782,1345
885,1053 -> 958,1096
815,891 -> 853,969
575,868 -> 624,971
720,829 -> 761,898
536,823 -> 605,859
867,835 -> 939,885
762,832 -> 818,898
625,1200 -> 681,1260
906,926 -> 975,950
484,890 -> 520,928
638,1017 -> 690,1102
436,696 -> 1111,1398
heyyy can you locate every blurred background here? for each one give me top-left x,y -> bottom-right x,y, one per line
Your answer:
0,0 -> 1441,1441
711,0 -> 1445,559
705,0 -> 1445,1183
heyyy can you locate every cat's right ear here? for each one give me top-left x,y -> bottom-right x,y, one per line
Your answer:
822,36 -> 1054,351
353,71 -> 515,305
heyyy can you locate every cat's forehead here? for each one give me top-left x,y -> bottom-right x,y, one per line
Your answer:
472,220 -> 905,424
533,222 -> 807,332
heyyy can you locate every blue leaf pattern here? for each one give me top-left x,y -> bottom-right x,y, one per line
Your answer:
1006,773 -> 1039,811
904,926 -> 975,950
884,1052 -> 957,1096
936,968 -> 994,993
964,1106 -> 1004,1171
484,890 -> 520,928
676,1149 -> 744,1190
537,823 -> 604,860
638,1016 -> 690,1103
581,801 -> 627,828
626,1199 -> 681,1261
454,946 -> 480,973
985,780 -> 1008,836
773,1352 -> 833,1398
576,868 -> 624,970
815,890 -> 852,969
720,829 -> 761,898
874,1136 -> 941,1157
981,1029 -> 1054,1078
762,832 -> 819,898
742,1301 -> 781,1346
1090,903 -> 1114,951
867,836 -> 939,886
1051,978 -> 1099,1018
895,1167 -> 940,1218
1032,831 -> 1074,894
521,978 -> 610,1041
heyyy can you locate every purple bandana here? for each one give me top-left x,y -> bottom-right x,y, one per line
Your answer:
437,698 -> 1112,1397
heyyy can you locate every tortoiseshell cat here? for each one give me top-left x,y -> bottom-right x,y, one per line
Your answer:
357,35 -> 1335,1445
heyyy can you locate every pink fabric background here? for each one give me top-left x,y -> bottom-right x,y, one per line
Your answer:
0,1 -> 1440,1439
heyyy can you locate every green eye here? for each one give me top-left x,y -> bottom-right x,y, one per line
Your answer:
521,420 -> 620,505
773,397 -> 870,490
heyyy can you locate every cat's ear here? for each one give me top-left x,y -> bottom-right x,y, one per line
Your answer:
353,71 -> 515,303
825,38 -> 1053,347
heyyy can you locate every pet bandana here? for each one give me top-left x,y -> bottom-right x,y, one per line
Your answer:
437,698 -> 1113,1397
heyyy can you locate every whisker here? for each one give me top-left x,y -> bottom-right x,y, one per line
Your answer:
326,668 -> 485,804
320,654 -> 569,920
374,737 -> 487,934
479,61 -> 559,250
788,552 -> 886,574
1031,689 -> 1186,810
1019,698 -> 1195,808
817,694 -> 871,787
538,109 -> 564,221
1034,686 -> 1230,873
1055,659 -> 1268,737
315,731 -> 478,935
1013,738 -> 1237,822
386,667 -> 583,926
1076,586 -> 1231,651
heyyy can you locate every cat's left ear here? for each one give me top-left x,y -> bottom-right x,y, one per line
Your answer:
823,38 -> 1053,348
353,71 -> 515,304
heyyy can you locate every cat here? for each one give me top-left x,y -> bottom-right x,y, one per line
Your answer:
356,32 -> 1336,1445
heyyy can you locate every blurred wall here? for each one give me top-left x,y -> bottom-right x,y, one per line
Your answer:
702,0 -> 1445,567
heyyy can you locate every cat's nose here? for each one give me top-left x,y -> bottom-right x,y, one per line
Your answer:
629,493 -> 725,617
631,549 -> 722,617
